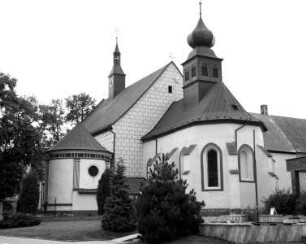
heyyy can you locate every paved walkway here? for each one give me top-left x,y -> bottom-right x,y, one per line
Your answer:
0,234 -> 138,244
0,236 -> 114,244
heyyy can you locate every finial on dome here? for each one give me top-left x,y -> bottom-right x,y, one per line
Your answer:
187,1 -> 215,48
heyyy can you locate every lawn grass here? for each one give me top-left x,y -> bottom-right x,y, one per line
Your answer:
0,219 -> 231,243
0,219 -> 134,241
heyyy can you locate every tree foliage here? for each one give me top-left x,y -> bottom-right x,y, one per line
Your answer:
0,73 -> 43,199
39,99 -> 65,144
97,167 -> 112,215
102,160 -> 136,232
17,171 -> 40,214
262,188 -> 299,215
65,92 -> 96,125
136,156 -> 204,244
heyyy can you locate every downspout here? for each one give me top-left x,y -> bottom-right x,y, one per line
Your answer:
253,129 -> 259,222
109,129 -> 116,170
235,124 -> 246,149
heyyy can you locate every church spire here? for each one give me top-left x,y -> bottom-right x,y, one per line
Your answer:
108,38 -> 126,99
182,1 -> 223,106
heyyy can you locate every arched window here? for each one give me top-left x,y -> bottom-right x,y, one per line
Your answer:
201,143 -> 223,191
191,66 -> 196,78
201,63 -> 208,76
238,145 -> 254,182
213,66 -> 219,78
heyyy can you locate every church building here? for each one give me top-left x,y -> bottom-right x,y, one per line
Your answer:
45,4 -> 306,213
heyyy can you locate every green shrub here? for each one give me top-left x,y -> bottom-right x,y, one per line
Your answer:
17,171 -> 40,214
101,160 -> 136,232
97,168 -> 112,215
136,157 -> 204,244
297,191 -> 306,215
0,213 -> 41,229
262,188 -> 298,215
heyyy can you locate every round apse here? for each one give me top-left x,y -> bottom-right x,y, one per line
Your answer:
88,165 -> 99,177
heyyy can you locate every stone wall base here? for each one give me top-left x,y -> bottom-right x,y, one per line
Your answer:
200,223 -> 306,243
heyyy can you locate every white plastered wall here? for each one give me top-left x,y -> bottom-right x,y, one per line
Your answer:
73,158 -> 107,211
143,123 -> 278,210
48,159 -> 73,211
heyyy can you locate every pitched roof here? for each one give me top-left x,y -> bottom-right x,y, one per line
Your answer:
252,113 -> 306,153
83,62 -> 176,135
143,82 -> 264,141
48,123 -> 108,153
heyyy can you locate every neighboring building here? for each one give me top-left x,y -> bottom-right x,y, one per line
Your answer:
45,5 -> 306,214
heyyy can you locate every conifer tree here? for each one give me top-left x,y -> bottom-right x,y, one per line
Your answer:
97,167 -> 112,215
101,160 -> 136,232
17,171 -> 40,215
137,155 -> 204,244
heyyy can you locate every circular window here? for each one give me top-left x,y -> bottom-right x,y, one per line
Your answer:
88,165 -> 99,177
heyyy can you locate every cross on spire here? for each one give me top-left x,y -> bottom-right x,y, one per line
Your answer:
169,53 -> 175,61
199,0 -> 202,18
115,28 -> 119,43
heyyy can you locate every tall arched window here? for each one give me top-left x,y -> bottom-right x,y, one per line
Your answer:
238,145 -> 254,182
201,143 -> 223,191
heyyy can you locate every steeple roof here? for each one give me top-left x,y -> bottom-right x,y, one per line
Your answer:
109,41 -> 125,76
187,17 -> 214,48
48,123 -> 109,153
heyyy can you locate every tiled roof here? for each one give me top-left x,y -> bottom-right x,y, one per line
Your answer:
48,123 -> 108,153
253,114 -> 306,153
83,62 -> 175,135
143,82 -> 264,140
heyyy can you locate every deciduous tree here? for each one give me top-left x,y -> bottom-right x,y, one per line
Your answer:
65,93 -> 96,125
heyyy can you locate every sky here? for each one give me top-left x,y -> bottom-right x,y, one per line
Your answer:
1,0 -> 306,118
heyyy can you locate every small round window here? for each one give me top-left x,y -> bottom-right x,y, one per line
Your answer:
88,165 -> 99,177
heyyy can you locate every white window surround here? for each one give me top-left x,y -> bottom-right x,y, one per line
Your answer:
238,145 -> 255,182
179,145 -> 196,177
181,154 -> 190,175
201,143 -> 223,191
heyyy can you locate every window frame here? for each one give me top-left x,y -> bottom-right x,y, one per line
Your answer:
191,66 -> 196,78
213,66 -> 219,78
201,63 -> 208,76
201,143 -> 223,191
238,144 -> 255,183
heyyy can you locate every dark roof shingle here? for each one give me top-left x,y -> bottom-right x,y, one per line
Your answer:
83,62 -> 175,135
143,82 -> 264,140
253,114 -> 306,153
48,123 -> 108,153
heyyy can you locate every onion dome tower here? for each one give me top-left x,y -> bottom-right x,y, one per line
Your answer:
182,1 -> 223,106
108,38 -> 126,99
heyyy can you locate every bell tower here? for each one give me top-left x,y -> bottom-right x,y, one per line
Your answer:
182,1 -> 223,106
108,39 -> 126,99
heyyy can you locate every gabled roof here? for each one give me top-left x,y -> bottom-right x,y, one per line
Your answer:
143,82 -> 264,141
252,113 -> 306,153
83,62 -> 178,135
48,123 -> 108,153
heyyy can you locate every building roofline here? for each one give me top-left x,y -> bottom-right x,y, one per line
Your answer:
142,119 -> 265,142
